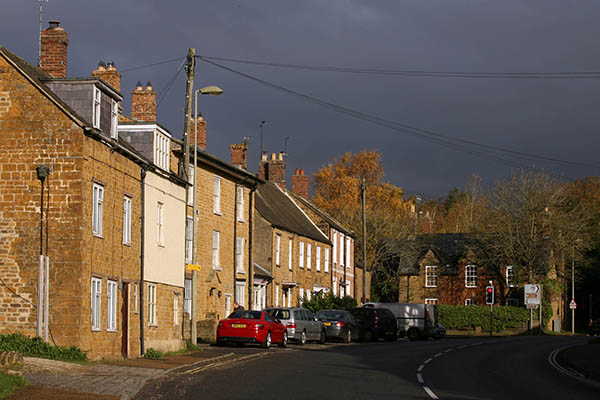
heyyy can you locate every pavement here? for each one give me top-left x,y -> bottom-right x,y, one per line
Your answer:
7,343 -> 272,400
6,337 -> 600,399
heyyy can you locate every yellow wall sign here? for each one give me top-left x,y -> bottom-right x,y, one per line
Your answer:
186,264 -> 202,271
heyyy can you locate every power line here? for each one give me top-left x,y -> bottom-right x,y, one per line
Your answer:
157,60 -> 186,106
120,56 -> 185,74
196,56 -> 600,172
197,55 -> 600,79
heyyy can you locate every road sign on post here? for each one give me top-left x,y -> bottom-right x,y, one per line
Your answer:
569,299 -> 577,309
524,284 -> 542,305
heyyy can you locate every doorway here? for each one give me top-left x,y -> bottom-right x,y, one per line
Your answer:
121,282 -> 129,358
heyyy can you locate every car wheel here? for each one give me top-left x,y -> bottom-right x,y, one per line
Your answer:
344,329 -> 352,343
299,330 -> 306,345
363,329 -> 374,342
407,328 -> 419,341
319,329 -> 326,344
279,331 -> 288,348
262,332 -> 271,349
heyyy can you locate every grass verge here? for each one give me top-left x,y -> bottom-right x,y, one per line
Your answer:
0,373 -> 27,399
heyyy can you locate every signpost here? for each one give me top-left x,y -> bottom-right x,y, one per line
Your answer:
525,284 -> 542,334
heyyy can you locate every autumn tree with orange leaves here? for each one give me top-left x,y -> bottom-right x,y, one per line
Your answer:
311,151 -> 413,300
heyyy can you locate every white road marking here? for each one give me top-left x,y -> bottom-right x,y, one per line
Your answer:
424,358 -> 433,364
434,352 -> 442,358
444,348 -> 453,353
417,373 -> 424,383
417,364 -> 424,372
548,345 -> 600,389
423,386 -> 439,399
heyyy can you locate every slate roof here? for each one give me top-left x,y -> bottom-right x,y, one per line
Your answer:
286,190 -> 356,238
255,182 -> 330,244
385,233 -> 487,276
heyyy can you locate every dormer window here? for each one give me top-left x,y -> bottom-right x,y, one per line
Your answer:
93,87 -> 101,129
110,100 -> 118,139
153,131 -> 170,170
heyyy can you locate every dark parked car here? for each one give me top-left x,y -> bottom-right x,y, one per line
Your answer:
316,309 -> 360,343
589,319 -> 600,336
349,307 -> 398,342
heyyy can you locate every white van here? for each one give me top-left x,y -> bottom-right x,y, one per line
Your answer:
362,302 -> 439,341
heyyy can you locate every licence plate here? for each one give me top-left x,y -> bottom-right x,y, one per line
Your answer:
323,322 -> 331,326
231,324 -> 246,328
385,331 -> 394,335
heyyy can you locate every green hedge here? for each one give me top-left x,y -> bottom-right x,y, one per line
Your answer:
301,292 -> 358,313
0,334 -> 87,362
439,304 -> 552,332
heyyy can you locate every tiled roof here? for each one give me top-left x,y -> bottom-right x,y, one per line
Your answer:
255,183 -> 330,244
286,190 -> 355,238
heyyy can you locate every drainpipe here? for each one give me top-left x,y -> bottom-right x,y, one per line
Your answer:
248,185 -> 255,311
233,183 -> 238,305
139,167 -> 147,355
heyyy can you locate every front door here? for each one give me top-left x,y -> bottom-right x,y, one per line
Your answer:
121,282 -> 129,358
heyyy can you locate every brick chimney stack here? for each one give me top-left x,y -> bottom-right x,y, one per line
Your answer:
40,20 -> 68,78
230,143 -> 248,169
92,61 -> 121,92
189,116 -> 207,149
259,151 -> 286,189
131,81 -> 156,122
291,168 -> 309,199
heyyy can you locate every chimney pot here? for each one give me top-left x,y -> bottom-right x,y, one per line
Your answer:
146,81 -> 152,90
295,168 -> 299,175
48,20 -> 60,29
300,168 -> 304,175
271,153 -> 276,160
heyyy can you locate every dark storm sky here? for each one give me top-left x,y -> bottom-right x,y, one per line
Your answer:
3,0 -> 600,199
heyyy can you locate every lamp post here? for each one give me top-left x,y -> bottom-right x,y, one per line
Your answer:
35,164 -> 49,339
190,85 -> 223,344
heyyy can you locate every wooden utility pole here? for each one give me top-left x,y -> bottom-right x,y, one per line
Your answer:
183,48 -> 196,343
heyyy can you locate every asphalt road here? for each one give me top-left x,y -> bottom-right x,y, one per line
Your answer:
135,336 -> 598,400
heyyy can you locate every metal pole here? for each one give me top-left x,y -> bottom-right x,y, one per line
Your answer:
38,0 -> 48,67
259,121 -> 266,156
37,180 -> 44,338
572,243 -> 575,335
44,256 -> 49,342
361,177 -> 367,304
490,303 -> 493,336
190,90 -> 198,344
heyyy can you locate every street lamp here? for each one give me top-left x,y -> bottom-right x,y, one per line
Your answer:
190,85 -> 223,344
35,164 -> 49,340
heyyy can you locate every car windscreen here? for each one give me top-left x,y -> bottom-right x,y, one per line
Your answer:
228,311 -> 262,319
267,309 -> 290,320
317,311 -> 345,320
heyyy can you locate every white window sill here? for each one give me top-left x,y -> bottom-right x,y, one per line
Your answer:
236,270 -> 245,274
107,329 -> 117,333
214,211 -> 222,216
425,285 -> 437,288
213,266 -> 222,271
123,242 -> 131,247
92,328 -> 101,332
237,218 -> 246,223
93,233 -> 104,239
465,285 -> 477,288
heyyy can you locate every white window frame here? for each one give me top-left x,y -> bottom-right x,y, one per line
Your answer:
237,185 -> 245,222
275,284 -> 280,307
148,283 -> 157,326
91,277 -> 102,331
123,196 -> 131,245
213,176 -> 222,215
236,237 -> 245,273
107,280 -> 117,331
465,298 -> 475,306
307,243 -> 312,270
133,282 -> 139,314
332,277 -> 337,296
288,239 -> 293,271
93,86 -> 101,129
425,298 -> 438,305
346,236 -> 351,268
173,294 -> 179,325
185,217 -> 193,264
425,266 -> 438,288
324,248 -> 330,273
345,280 -> 351,297
316,246 -> 321,272
340,234 -> 345,266
157,202 -> 164,246
184,279 -> 191,318
92,183 -> 104,237
332,231 -> 337,264
299,288 -> 304,304
299,242 -> 304,268
235,281 -> 246,308
465,264 -> 478,288
110,99 -> 118,139
275,235 -> 281,266
212,230 -> 221,270
506,265 -> 518,287
225,294 -> 232,316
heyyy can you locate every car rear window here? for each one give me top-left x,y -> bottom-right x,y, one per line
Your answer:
317,311 -> 345,320
229,311 -> 261,319
268,309 -> 290,320
379,309 -> 395,319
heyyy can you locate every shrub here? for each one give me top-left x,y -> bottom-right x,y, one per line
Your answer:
144,348 -> 162,359
438,305 -> 542,332
301,292 -> 358,312
0,373 -> 27,399
0,334 -> 86,362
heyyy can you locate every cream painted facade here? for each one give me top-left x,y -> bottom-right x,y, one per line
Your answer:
143,171 -> 186,288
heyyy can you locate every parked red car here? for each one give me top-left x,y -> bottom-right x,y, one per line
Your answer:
217,310 -> 288,348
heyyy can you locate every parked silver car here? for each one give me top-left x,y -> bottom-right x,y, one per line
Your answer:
265,307 -> 325,344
